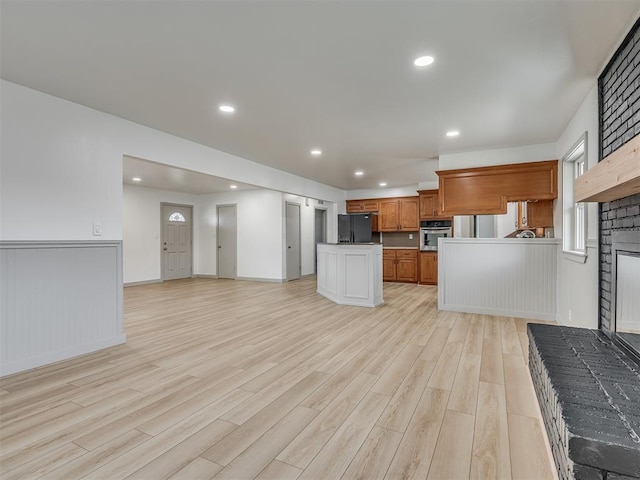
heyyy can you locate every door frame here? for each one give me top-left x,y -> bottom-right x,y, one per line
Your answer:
285,201 -> 302,281
160,202 -> 194,282
216,204 -> 237,280
314,206 -> 328,274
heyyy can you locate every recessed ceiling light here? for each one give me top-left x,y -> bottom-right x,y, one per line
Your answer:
414,55 -> 434,67
219,105 -> 235,113
230,184 -> 238,189
132,177 -> 142,182
310,149 -> 322,156
446,130 -> 460,137
379,182 -> 387,187
355,171 -> 364,176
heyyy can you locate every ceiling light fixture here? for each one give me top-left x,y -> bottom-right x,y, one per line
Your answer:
310,149 -> 322,156
446,130 -> 460,137
355,171 -> 364,176
132,177 -> 142,182
230,184 -> 238,189
219,105 -> 235,113
379,182 -> 387,187
414,55 -> 434,67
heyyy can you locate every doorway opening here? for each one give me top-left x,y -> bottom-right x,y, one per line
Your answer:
314,208 -> 327,273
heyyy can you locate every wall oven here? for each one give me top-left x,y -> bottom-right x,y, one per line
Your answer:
420,220 -> 452,251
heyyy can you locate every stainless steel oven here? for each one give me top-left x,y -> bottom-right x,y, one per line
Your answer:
420,220 -> 452,251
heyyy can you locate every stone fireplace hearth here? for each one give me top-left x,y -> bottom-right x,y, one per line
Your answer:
529,15 -> 640,480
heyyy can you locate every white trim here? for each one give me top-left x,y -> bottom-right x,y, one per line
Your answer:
1,335 -> 126,378
124,279 -> 162,287
236,276 -> 284,283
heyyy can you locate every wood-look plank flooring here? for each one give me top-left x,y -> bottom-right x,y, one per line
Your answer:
0,277 -> 558,479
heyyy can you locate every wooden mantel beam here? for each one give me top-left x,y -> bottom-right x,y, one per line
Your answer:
575,135 -> 640,203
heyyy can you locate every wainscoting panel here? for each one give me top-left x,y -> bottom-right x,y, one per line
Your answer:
438,238 -> 558,321
0,241 -> 125,376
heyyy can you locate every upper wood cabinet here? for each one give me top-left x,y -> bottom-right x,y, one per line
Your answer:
418,189 -> 449,219
346,199 -> 379,213
517,200 -> 554,229
436,160 -> 558,216
379,197 -> 419,232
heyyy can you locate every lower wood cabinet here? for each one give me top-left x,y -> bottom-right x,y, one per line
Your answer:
419,252 -> 438,285
383,249 -> 418,282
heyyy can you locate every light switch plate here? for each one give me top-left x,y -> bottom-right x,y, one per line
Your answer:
93,223 -> 102,236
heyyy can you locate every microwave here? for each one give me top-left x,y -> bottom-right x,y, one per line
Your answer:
420,220 -> 452,251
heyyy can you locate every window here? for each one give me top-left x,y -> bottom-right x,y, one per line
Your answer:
562,133 -> 587,257
169,212 -> 186,222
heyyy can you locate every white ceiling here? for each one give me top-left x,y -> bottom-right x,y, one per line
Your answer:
123,156 -> 256,194
2,0 -> 639,192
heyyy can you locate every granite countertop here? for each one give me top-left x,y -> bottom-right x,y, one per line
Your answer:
382,246 -> 419,250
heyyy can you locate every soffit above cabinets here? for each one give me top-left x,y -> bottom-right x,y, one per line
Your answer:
575,135 -> 640,203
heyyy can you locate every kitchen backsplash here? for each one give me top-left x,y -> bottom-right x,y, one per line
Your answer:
380,232 -> 419,248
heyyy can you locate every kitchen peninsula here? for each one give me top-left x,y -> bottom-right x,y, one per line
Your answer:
316,243 -> 383,307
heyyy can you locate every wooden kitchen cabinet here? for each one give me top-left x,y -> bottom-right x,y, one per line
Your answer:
418,189 -> 447,219
379,197 -> 419,232
383,250 -> 397,281
419,252 -> 438,285
346,199 -> 379,213
436,160 -> 558,216
383,249 -> 418,282
517,200 -> 554,229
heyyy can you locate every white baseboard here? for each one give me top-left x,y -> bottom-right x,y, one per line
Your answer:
1,334 -> 126,378
124,279 -> 162,287
237,276 -> 285,283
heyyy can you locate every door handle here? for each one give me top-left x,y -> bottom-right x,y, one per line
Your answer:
218,246 -> 222,249
288,246 -> 292,249
163,247 -> 167,251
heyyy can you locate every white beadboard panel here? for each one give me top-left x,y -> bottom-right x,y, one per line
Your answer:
438,238 -> 559,321
0,241 -> 125,376
316,244 -> 383,307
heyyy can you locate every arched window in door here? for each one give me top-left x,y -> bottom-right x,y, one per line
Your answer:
169,212 -> 186,222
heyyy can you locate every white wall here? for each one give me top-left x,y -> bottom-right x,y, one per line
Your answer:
197,189 -> 284,281
123,185 -> 199,284
439,142 -> 558,171
346,184 -> 421,201
554,84 -> 600,328
0,80 -> 345,243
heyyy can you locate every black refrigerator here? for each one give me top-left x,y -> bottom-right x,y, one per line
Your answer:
338,214 -> 373,243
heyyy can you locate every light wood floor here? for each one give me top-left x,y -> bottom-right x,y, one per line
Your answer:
0,277 -> 558,480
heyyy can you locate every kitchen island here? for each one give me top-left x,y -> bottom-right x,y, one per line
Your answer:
316,243 -> 383,307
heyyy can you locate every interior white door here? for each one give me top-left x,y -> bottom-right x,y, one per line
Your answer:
162,204 -> 192,280
217,205 -> 237,279
286,203 -> 301,281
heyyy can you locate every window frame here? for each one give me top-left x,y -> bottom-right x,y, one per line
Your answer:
562,132 -> 588,261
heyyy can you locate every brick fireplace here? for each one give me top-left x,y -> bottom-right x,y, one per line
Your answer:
529,16 -> 640,480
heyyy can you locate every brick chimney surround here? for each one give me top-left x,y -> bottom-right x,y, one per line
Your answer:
528,17 -> 640,480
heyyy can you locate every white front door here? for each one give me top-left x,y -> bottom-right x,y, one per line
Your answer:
286,202 -> 301,281
162,204 -> 192,280
217,205 -> 237,279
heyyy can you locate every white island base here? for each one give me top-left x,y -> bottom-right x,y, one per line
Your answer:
316,243 -> 383,307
